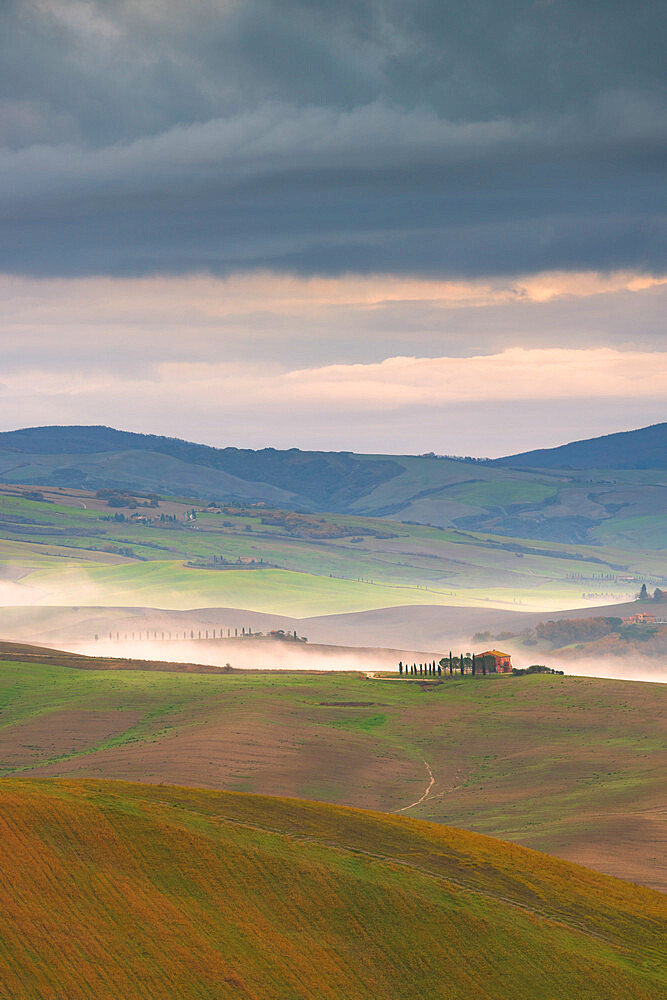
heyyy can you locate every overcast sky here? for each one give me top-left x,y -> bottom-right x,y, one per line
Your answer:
1,0 -> 664,455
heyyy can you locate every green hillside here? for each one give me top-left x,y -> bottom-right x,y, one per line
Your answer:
0,485 -> 663,614
0,423 -> 664,547
0,657 -> 663,890
0,779 -> 664,1000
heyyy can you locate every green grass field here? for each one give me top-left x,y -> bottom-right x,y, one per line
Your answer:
2,487 -> 662,614
0,658 -> 664,890
0,778 -> 664,999
1,426 -> 665,554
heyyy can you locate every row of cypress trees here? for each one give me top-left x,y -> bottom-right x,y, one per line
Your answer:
398,653 -> 489,677
398,660 -> 441,677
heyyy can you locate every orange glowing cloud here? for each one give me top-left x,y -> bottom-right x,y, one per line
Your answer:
1,268 -> 665,330
151,347 -> 667,410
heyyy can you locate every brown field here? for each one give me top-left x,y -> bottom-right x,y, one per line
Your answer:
0,647 -> 664,891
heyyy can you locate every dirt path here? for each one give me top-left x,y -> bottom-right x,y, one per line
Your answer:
395,760 -> 434,813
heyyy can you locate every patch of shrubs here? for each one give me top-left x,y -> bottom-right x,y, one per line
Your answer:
96,488 -> 159,509
512,664 -> 564,676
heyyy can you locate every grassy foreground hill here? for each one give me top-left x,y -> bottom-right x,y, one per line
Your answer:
0,655 -> 664,890
0,779 -> 664,1000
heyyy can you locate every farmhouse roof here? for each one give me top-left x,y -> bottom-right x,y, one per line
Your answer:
479,650 -> 511,658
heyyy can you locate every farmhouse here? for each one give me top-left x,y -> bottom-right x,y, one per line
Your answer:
477,650 -> 513,673
623,611 -> 656,624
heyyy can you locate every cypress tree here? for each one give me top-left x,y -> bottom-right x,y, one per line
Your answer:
472,654 -> 476,676
399,661 -> 403,676
460,653 -> 464,676
449,651 -> 453,675
438,663 -> 442,677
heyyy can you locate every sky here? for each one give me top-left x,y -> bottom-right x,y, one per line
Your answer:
1,0 -> 665,456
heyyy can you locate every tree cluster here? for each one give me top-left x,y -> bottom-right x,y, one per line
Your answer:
534,617 -> 622,645
398,652 -> 496,678
512,664 -> 564,676
637,584 -> 666,602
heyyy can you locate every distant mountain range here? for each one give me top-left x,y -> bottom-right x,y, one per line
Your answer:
0,422 -> 664,547
497,422 -> 666,470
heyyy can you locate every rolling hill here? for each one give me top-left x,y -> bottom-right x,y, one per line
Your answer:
0,654 -> 664,890
0,779 -> 664,1000
0,480 -> 664,616
495,421 -> 667,470
0,423 -> 664,547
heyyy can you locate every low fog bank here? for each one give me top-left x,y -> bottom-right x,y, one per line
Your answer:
0,574 -> 118,609
2,591 -> 664,681
0,577 -> 645,650
56,638 -> 439,674
0,602 -> 304,645
559,657 -> 666,684
0,600 -> 489,659
41,639 -> 667,683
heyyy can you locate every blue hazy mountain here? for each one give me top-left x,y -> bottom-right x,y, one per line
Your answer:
495,422 -> 665,470
0,423 -> 663,547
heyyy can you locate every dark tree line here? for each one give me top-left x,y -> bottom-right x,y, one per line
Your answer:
399,652 -> 496,677
398,660 -> 443,677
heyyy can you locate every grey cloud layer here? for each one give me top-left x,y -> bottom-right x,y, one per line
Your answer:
1,0 -> 665,277
2,276 -> 666,373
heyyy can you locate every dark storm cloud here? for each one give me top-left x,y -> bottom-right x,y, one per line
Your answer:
1,0 -> 665,277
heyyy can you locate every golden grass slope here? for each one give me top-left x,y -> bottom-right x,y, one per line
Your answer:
0,779 -> 664,1000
